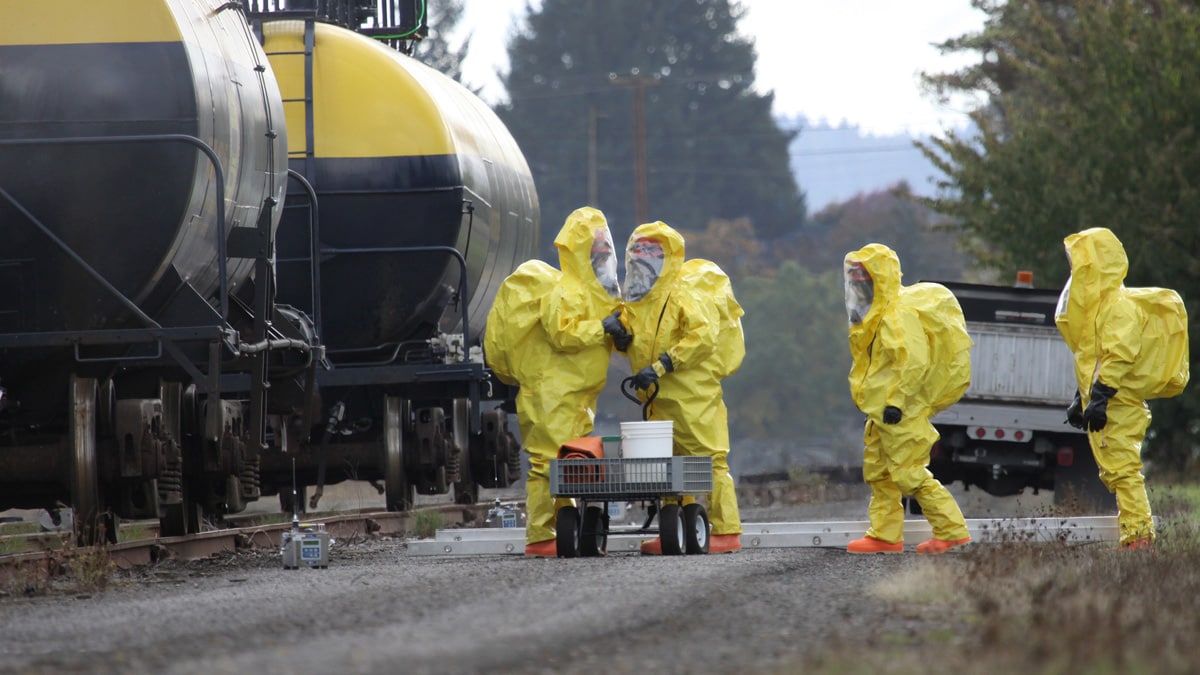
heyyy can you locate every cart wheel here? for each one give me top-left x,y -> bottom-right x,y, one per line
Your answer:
580,506 -> 609,557
659,504 -> 685,555
683,503 -> 710,554
556,506 -> 580,558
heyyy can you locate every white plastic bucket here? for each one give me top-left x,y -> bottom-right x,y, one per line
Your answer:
620,420 -> 673,484
620,420 -> 673,458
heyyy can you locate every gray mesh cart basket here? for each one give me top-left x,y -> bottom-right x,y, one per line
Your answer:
549,443 -> 713,558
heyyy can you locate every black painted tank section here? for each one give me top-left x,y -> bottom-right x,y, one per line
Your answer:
0,42 -> 197,334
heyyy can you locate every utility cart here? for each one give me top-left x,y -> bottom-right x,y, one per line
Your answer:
549,441 -> 713,557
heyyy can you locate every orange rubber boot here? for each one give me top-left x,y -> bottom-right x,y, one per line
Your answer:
847,536 -> 903,554
710,534 -> 742,554
640,537 -> 662,555
1119,538 -> 1154,552
525,540 -> 557,557
916,536 -> 971,554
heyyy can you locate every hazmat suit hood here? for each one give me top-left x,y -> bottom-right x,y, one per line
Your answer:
624,221 -> 685,305
1056,227 -> 1128,354
555,206 -> 621,301
844,244 -> 902,354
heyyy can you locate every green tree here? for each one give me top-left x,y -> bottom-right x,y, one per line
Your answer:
918,0 -> 1200,468
725,261 -> 858,444
412,0 -> 468,82
497,0 -> 805,259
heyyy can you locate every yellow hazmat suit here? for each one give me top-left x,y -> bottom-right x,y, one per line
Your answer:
1056,227 -> 1160,546
621,222 -> 744,549
483,207 -> 621,549
844,244 -> 969,553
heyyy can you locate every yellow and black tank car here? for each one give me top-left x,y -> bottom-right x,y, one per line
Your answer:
0,0 -> 287,413
261,20 -> 539,354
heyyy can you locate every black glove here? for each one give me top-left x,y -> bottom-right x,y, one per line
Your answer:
882,406 -> 902,425
601,311 -> 632,351
658,353 -> 674,373
1065,390 -> 1084,429
1083,382 -> 1117,432
633,364 -> 659,391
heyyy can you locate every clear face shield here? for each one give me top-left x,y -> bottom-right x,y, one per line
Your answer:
844,261 -> 874,325
624,236 -> 665,302
590,227 -> 620,298
1055,275 -> 1072,320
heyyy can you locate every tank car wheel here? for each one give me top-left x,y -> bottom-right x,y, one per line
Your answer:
658,504 -> 685,556
97,379 -> 115,436
450,399 -> 480,504
383,396 -> 413,511
68,375 -> 115,545
683,503 -> 710,554
556,506 -> 580,558
579,505 -> 609,557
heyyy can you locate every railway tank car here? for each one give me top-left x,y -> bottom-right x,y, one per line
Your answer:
247,5 -> 535,512
0,0 -> 536,540
0,1 -> 315,541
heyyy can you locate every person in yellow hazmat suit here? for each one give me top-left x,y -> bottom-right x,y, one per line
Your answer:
619,221 -> 745,555
843,244 -> 971,554
1056,227 -> 1172,549
483,207 -> 626,557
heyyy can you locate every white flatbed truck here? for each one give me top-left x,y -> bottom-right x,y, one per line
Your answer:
928,280 -> 1114,510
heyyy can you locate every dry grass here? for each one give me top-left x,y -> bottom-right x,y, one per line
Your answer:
809,479 -> 1200,675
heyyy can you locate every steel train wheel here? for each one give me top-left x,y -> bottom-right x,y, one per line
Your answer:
579,505 -> 609,557
683,503 -> 710,554
659,503 -> 685,556
161,384 -> 202,536
383,396 -> 413,511
451,398 -> 478,504
556,506 -> 580,558
68,375 -> 117,545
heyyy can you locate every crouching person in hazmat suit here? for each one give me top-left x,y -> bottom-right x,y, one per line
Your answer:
620,221 -> 745,555
484,207 -> 624,557
843,244 -> 972,554
1057,227 -> 1190,550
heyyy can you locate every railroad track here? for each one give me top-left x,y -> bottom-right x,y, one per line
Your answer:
0,502 -> 483,585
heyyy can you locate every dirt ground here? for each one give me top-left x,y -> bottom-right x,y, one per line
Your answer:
0,479 -> 1084,674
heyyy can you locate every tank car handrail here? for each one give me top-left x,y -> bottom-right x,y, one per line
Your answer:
0,134 -> 232,322
286,169 -> 323,342
318,245 -> 470,345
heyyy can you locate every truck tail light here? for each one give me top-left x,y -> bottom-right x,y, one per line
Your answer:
975,427 -> 986,438
1057,446 -> 1074,467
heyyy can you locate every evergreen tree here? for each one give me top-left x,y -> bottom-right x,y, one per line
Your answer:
918,0 -> 1200,468
497,0 -> 805,258
412,0 -> 468,83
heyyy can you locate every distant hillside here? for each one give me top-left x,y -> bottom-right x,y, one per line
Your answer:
781,114 -> 943,212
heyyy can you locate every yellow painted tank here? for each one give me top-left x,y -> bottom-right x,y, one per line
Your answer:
263,20 -> 540,355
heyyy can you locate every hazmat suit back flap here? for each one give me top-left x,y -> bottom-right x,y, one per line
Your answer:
1056,227 -> 1189,401
1060,225 -> 1190,398
900,282 -> 973,412
680,258 -> 745,379
484,259 -> 561,386
844,244 -> 932,418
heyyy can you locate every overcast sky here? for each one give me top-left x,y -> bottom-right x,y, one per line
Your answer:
453,0 -> 987,137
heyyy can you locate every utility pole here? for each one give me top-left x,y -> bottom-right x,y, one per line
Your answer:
611,75 -> 659,226
587,105 -> 599,206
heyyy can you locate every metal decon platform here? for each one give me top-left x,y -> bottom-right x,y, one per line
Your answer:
405,515 -> 1125,556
